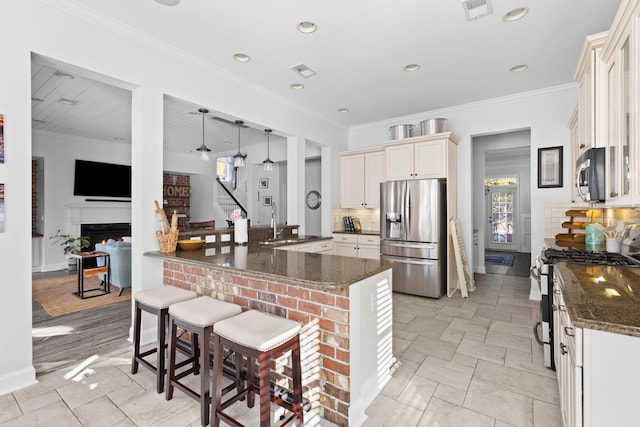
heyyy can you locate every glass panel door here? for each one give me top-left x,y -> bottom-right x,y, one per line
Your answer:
487,185 -> 517,250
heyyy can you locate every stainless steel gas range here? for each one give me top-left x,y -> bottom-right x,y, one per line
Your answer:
531,247 -> 640,370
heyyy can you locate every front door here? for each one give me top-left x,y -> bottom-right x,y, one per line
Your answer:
486,185 -> 517,251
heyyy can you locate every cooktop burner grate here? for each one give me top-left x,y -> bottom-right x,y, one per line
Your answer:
542,248 -> 640,266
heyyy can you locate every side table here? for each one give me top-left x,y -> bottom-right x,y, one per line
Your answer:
70,251 -> 110,299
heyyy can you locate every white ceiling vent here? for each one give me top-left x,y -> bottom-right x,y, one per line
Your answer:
290,63 -> 317,78
461,0 -> 492,21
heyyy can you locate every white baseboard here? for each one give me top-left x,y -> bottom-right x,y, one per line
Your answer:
0,366 -> 37,396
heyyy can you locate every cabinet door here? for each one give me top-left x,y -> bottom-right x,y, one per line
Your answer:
333,242 -> 357,257
313,241 -> 333,253
414,139 -> 447,178
340,154 -> 365,208
364,151 -> 384,208
357,244 -> 380,260
385,143 -> 414,180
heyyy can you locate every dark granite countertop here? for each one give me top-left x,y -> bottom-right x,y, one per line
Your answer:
554,262 -> 640,337
145,237 -> 389,290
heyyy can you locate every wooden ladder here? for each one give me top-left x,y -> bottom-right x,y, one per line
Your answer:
450,217 -> 474,297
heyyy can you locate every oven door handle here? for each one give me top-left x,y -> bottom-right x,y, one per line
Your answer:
530,265 -> 541,283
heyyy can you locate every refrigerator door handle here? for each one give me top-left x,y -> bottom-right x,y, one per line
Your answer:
383,255 -> 437,266
383,242 -> 437,250
404,183 -> 410,238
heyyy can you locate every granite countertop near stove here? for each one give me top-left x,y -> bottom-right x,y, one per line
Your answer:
145,236 -> 389,290
554,262 -> 640,337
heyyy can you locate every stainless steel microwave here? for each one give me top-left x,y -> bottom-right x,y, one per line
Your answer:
576,147 -> 605,202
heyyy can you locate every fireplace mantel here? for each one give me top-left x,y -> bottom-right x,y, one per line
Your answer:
66,202 -> 131,236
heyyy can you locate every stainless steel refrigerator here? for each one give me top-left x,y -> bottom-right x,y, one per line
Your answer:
380,179 -> 447,298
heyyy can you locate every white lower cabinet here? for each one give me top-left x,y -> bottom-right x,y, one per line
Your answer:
332,234 -> 380,259
277,239 -> 333,254
555,283 -> 640,427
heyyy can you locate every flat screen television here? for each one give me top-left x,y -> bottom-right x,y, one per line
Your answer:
73,159 -> 131,198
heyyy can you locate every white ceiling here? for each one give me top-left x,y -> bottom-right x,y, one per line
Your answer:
32,0 -> 620,150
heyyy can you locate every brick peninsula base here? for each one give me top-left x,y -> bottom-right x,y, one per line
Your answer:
161,255 -> 393,427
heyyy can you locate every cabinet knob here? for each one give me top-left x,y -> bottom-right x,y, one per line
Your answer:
560,343 -> 568,355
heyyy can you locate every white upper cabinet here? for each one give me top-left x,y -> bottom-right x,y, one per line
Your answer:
384,133 -> 458,181
600,0 -> 639,205
340,149 -> 384,208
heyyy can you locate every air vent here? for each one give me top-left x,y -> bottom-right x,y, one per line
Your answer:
461,0 -> 492,21
290,63 -> 317,78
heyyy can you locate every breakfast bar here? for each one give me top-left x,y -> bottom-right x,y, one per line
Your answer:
145,241 -> 394,427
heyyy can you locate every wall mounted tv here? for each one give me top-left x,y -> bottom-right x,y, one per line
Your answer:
73,159 -> 132,198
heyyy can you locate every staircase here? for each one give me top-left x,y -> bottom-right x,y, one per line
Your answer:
215,177 -> 247,221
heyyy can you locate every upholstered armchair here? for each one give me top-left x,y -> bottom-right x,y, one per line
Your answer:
95,239 -> 132,296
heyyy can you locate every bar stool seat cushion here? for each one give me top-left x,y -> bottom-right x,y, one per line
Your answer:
135,286 -> 197,309
214,310 -> 302,352
169,296 -> 241,327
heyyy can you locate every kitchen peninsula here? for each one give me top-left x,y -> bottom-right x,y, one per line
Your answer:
145,239 -> 393,427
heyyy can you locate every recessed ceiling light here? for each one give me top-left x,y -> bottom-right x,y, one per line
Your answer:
53,71 -> 74,80
337,108 -> 350,113
31,96 -> 45,102
290,83 -> 304,90
154,0 -> 181,6
503,7 -> 529,22
233,53 -> 251,62
403,64 -> 421,72
297,21 -> 317,34
510,64 -> 529,73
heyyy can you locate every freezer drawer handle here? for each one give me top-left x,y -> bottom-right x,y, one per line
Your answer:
384,242 -> 437,250
384,256 -> 436,266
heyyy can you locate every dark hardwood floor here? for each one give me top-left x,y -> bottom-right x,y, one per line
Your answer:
32,270 -> 131,375
484,250 -> 531,277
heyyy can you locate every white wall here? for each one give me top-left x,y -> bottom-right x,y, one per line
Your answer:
350,86 -> 576,298
32,130 -> 132,271
1,0 -> 347,395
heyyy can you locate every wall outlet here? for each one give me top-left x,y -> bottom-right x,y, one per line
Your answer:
205,235 -> 216,243
221,245 -> 231,254
205,248 -> 216,256
292,228 -> 298,235
221,234 -> 231,242
190,236 -> 202,241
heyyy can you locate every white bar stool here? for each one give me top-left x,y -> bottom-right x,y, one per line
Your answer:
165,296 -> 242,427
131,286 -> 198,393
212,310 -> 304,427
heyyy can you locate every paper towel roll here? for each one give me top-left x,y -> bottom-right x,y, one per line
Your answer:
234,218 -> 248,244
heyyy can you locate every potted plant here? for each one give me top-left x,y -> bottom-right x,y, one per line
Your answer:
50,229 -> 91,271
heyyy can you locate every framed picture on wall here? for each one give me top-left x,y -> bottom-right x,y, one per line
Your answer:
0,114 -> 4,164
263,195 -> 272,206
537,146 -> 563,188
259,178 -> 269,189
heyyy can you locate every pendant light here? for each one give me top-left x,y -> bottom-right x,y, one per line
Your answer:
263,129 -> 274,171
233,120 -> 247,167
195,108 -> 211,161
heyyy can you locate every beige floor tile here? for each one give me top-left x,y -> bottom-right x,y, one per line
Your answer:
433,383 -> 466,406
436,306 -> 476,321
447,317 -> 490,342
399,349 -> 427,364
533,399 -> 563,427
473,359 -> 560,405
439,327 -> 464,344
473,307 -> 512,322
362,394 -> 423,427
418,397 -> 495,427
414,356 -> 474,391
0,400 -> 82,427
394,302 -> 438,318
489,319 -> 537,339
380,360 -> 420,400
16,389 -> 61,414
451,353 -> 478,368
484,330 -> 533,353
402,316 -> 450,339
392,310 -> 418,325
406,336 -> 458,361
73,395 -> 131,427
56,366 -> 134,409
457,338 -> 507,364
397,375 -> 438,410
393,336 -> 412,356
116,387 -> 200,426
505,349 -> 556,380
464,380 -> 533,426
0,393 -> 22,424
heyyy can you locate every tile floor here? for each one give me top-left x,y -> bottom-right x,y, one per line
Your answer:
0,273 -> 562,426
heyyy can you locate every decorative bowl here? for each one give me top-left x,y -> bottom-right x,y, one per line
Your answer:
177,239 -> 204,251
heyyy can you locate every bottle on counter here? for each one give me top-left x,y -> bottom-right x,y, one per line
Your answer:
585,224 -> 605,252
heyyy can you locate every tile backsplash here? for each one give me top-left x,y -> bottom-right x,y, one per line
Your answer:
332,206 -> 380,232
544,202 -> 640,239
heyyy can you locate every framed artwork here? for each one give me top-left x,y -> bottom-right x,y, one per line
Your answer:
537,146 -> 563,188
0,183 -> 5,233
259,178 -> 269,189
263,195 -> 272,206
0,114 -> 4,164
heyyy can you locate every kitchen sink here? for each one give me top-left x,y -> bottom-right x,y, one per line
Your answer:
258,239 -> 300,245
